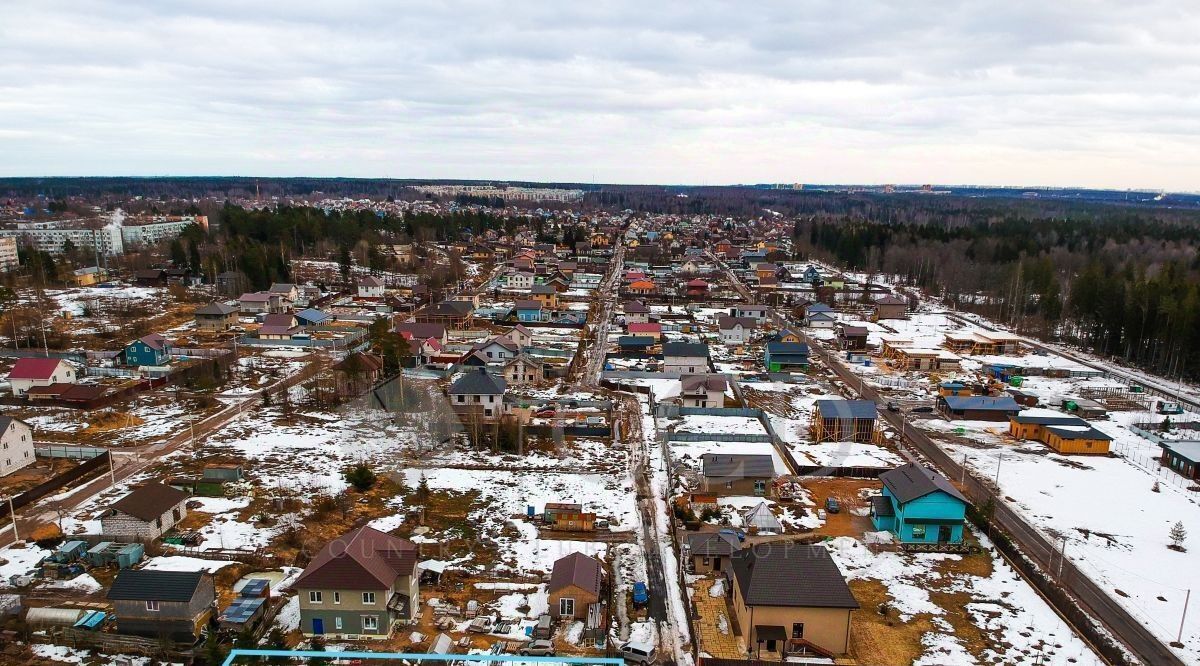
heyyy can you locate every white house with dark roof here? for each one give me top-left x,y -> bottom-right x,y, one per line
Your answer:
662,342 -> 711,375
100,482 -> 190,540
448,368 -> 507,421
358,275 -> 385,299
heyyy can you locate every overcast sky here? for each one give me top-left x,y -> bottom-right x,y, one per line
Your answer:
1,1 -> 1198,189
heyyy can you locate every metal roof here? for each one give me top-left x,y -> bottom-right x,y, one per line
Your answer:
729,545 -> 858,609
880,462 -> 968,505
107,570 -> 206,603
449,368 -> 507,395
701,453 -> 775,479
941,395 -> 1020,412
815,399 -> 877,420
549,552 -> 605,596
662,342 -> 710,358
108,482 -> 189,523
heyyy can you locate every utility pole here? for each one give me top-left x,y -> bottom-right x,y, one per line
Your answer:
5,495 -> 17,541
994,450 -> 1003,487
1178,589 -> 1191,647
1056,536 -> 1067,581
108,451 -> 116,486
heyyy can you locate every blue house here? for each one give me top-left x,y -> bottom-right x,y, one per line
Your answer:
123,333 -> 171,367
514,300 -> 544,323
295,308 -> 331,327
764,341 -> 810,371
871,463 -> 968,546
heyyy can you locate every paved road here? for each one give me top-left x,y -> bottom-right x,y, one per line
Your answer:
797,319 -> 1181,666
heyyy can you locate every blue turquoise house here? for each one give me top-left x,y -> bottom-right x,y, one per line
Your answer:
123,333 -> 171,367
515,300 -> 544,323
763,341 -> 810,371
871,463 -> 968,546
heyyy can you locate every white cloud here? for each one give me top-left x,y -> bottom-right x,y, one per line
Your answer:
0,0 -> 1198,189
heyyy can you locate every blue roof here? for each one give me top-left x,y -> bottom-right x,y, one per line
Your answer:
766,341 -> 810,355
619,336 -> 655,347
941,395 -> 1020,412
239,578 -> 270,597
815,399 -> 877,420
296,308 -> 329,324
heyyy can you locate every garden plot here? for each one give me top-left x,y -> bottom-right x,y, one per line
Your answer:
399,467 -> 634,574
667,414 -> 767,437
667,439 -> 789,477
938,422 -> 1200,660
827,535 -> 1102,666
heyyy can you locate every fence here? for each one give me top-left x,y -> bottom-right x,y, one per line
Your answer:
791,464 -> 890,478
0,452 -> 111,519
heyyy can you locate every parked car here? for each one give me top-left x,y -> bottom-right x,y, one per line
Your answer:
719,528 -> 746,542
887,401 -> 900,412
620,641 -> 658,664
519,640 -> 556,656
911,405 -> 935,413
632,582 -> 649,606
825,497 -> 840,514
535,408 -> 556,418
817,509 -> 827,520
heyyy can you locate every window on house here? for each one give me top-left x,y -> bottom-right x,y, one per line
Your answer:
362,615 -> 379,631
334,592 -> 341,604
558,598 -> 575,616
309,591 -> 323,603
335,616 -> 343,630
911,524 -> 927,539
363,592 -> 376,605
155,518 -> 162,528
145,600 -> 160,612
791,623 -> 804,639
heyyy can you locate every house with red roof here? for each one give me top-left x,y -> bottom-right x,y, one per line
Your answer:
7,358 -> 78,397
626,322 -> 662,341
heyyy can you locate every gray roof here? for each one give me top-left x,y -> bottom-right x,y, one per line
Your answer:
717,316 -> 757,330
880,462 -> 968,505
107,570 -> 206,602
449,368 -> 507,395
870,495 -> 894,518
619,335 -> 655,346
766,341 -> 810,356
1160,440 -> 1200,464
195,301 -> 238,316
687,532 -> 740,556
1010,413 -> 1087,426
1044,425 -> 1113,441
815,399 -> 877,420
0,415 -> 30,433
941,395 -> 1020,412
701,454 -> 775,479
662,342 -> 710,358
729,545 -> 858,609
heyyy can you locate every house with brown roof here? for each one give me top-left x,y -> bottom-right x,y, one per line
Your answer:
332,353 -> 385,397
194,301 -> 239,332
872,295 -> 908,321
680,374 -> 727,409
295,526 -> 420,638
100,482 -> 190,540
548,552 -> 608,621
728,545 -> 858,659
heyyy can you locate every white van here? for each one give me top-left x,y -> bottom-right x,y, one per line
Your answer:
620,641 -> 657,664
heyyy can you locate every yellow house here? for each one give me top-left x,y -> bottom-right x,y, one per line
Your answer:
1008,413 -> 1112,455
729,545 -> 857,659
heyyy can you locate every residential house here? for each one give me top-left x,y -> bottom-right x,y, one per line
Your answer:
873,295 -> 908,320
503,354 -> 544,385
194,302 -> 239,333
1008,412 -> 1111,455
891,347 -> 962,372
623,301 -> 651,324
0,416 -> 35,478
258,313 -> 301,340
331,353 -> 385,397
728,545 -> 858,658
295,308 -> 331,328
506,271 -> 535,290
627,322 -> 662,341
686,531 -> 739,574
871,463 -> 968,546
618,336 -> 655,353
937,395 -> 1021,421
416,300 -> 474,330
733,304 -> 770,322
515,300 -> 544,323
448,368 -> 507,421
679,374 -> 726,409
239,292 -> 286,314
394,322 -> 447,345
7,358 -> 77,397
1159,441 -> 1200,481
701,453 -> 775,495
469,337 -> 519,364
774,329 -> 804,344
543,503 -> 596,532
812,400 -> 878,443
107,570 -> 216,643
717,316 -> 757,345
938,381 -> 972,397
684,278 -> 709,298
548,552 -> 607,621
122,333 -> 171,367
530,284 -> 559,309
295,526 -> 420,638
71,266 -> 106,286
505,324 -> 533,348
133,269 -> 166,286
764,342 -> 810,372
358,275 -> 385,299
626,279 -> 656,296
662,342 -> 710,375
836,325 -> 868,351
100,482 -> 190,540
269,283 -> 299,304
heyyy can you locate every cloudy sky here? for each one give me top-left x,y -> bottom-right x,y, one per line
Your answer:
1,1 -> 1198,189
